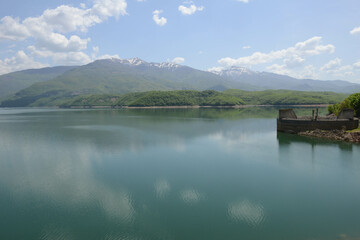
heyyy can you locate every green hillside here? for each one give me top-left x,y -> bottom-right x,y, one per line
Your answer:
0,66 -> 76,100
55,90 -> 347,108
223,89 -> 347,105
1,89 -> 347,108
60,90 -> 244,107
0,59 -> 256,107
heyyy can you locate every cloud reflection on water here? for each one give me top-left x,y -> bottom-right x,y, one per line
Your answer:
228,200 -> 265,227
154,179 -> 171,199
180,189 -> 202,204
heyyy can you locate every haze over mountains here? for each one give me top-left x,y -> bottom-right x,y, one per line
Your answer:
0,66 -> 76,99
0,57 -> 359,107
210,66 -> 360,93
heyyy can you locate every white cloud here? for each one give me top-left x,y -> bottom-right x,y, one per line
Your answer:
237,0 -> 249,3
178,4 -> 204,15
283,56 -> 305,68
354,61 -> 360,69
97,54 -> 121,60
0,0 -> 127,66
28,46 -> 92,66
208,66 -> 225,74
320,58 -> 342,72
0,51 -> 48,75
92,0 -> 127,20
172,57 -> 185,64
218,36 -> 335,67
350,26 -> 360,35
266,64 -> 318,79
152,10 -> 167,26
0,16 -> 30,41
242,46 -> 251,49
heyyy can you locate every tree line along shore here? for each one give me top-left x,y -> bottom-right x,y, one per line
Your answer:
2,89 -> 344,108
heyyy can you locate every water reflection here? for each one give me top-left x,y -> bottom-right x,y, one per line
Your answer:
277,132 -> 360,172
179,189 -> 202,205
154,179 -> 171,199
0,108 -> 360,240
228,200 -> 265,227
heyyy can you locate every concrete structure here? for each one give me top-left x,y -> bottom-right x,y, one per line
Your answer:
277,109 -> 359,133
338,109 -> 355,120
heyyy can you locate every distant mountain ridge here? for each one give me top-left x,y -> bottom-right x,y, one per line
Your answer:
0,66 -> 77,99
0,57 -> 359,107
210,66 -> 360,93
111,57 -> 183,70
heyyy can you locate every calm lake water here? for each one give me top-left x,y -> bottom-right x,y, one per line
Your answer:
0,107 -> 359,240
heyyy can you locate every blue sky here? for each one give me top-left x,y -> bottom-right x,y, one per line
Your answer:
0,0 -> 360,82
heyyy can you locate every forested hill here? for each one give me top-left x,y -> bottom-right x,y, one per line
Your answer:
0,66 -> 77,99
55,90 -> 347,108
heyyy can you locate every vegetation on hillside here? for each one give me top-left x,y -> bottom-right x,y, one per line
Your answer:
223,89 -> 347,105
1,88 -> 348,108
0,66 -> 76,100
328,93 -> 360,117
60,90 -> 244,107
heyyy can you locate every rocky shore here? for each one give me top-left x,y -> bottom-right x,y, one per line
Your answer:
298,129 -> 360,143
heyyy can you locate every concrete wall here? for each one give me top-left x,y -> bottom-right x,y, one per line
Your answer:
279,109 -> 297,119
338,109 -> 355,120
277,119 -> 359,133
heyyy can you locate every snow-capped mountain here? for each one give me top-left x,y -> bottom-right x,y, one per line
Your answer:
209,66 -> 360,93
105,57 -> 183,70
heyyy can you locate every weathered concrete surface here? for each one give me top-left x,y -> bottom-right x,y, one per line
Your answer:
277,108 -> 359,133
279,109 -> 297,119
338,108 -> 355,120
277,118 -> 359,133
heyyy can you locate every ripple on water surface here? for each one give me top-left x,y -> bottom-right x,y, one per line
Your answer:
228,200 -> 266,227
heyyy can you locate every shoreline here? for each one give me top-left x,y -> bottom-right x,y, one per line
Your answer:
67,104 -> 330,109
298,129 -> 360,143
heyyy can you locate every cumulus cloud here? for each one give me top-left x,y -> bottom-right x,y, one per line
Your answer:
266,64 -> 318,79
0,51 -> 48,75
350,26 -> 360,35
208,66 -> 225,74
0,0 -> 127,69
0,0 -> 127,41
172,57 -> 185,64
0,16 -> 30,41
319,58 -> 354,78
152,10 -> 167,26
320,58 -> 342,72
28,46 -> 92,66
178,4 -> 204,15
218,36 -> 335,67
97,54 -> 121,60
354,61 -> 360,69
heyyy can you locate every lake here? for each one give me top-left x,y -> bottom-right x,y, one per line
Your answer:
0,107 -> 359,240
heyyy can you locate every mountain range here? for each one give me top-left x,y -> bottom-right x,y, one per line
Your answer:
0,57 -> 359,107
210,66 -> 360,93
0,66 -> 76,99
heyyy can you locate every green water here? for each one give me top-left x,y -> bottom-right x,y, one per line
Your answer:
0,107 -> 359,240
